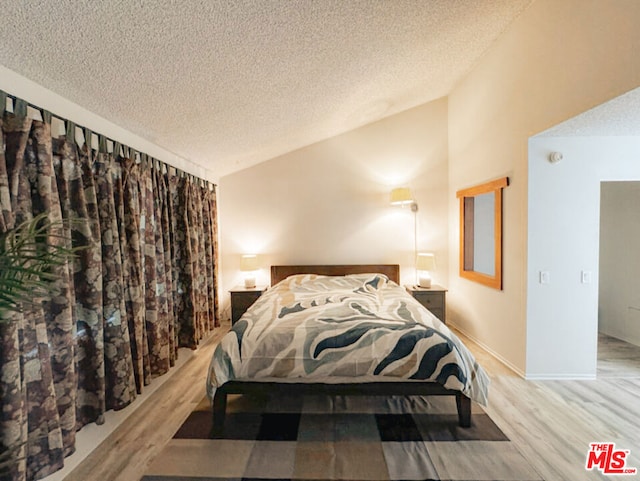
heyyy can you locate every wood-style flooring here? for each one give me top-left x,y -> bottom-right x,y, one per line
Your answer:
49,326 -> 640,481
480,332 -> 640,480
597,332 -> 640,378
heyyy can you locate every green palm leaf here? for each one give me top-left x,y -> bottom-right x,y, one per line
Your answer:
0,213 -> 83,319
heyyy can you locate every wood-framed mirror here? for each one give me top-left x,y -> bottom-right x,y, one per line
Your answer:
456,177 -> 509,290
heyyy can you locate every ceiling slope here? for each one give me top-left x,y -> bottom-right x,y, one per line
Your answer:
0,0 -> 531,177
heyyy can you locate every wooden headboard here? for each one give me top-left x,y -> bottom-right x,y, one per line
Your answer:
270,264 -> 400,285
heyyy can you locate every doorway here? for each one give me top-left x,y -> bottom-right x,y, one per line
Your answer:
597,180 -> 640,378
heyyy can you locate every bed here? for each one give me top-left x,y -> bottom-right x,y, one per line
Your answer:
207,264 -> 489,437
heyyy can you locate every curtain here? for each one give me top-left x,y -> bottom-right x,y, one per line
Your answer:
0,92 -> 219,481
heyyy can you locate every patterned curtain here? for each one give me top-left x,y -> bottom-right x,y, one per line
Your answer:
0,92 -> 219,481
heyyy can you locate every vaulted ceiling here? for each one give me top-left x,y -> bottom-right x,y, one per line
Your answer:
0,0 -> 533,177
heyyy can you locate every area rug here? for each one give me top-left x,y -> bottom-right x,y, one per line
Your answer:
142,393 -> 542,481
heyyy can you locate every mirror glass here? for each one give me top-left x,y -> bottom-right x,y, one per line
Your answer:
465,192 -> 495,275
457,177 -> 508,289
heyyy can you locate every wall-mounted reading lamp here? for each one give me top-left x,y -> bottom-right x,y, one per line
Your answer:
390,187 -> 418,212
390,187 -> 423,284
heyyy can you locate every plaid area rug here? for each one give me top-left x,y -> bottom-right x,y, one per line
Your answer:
142,393 -> 542,481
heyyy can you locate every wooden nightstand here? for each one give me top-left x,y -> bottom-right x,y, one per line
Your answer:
230,285 -> 268,324
405,285 -> 447,323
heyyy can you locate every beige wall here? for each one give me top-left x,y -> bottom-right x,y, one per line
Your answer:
219,0 -> 640,375
218,99 -> 449,318
447,0 -> 640,375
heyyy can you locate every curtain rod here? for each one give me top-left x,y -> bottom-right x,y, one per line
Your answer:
2,90 -> 217,188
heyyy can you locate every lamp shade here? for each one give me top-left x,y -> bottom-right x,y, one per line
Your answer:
416,253 -> 436,271
390,187 -> 413,205
240,254 -> 258,271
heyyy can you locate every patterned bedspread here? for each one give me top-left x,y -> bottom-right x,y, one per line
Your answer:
207,273 -> 489,405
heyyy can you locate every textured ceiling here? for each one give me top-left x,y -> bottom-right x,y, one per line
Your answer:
0,0 -> 532,177
538,86 -> 640,137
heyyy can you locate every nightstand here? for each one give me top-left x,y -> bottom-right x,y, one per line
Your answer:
230,285 -> 268,325
405,285 -> 447,323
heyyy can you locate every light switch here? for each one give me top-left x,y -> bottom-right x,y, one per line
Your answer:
539,271 -> 550,284
581,271 -> 592,284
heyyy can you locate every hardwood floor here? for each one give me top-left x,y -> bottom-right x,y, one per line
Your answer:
45,324 -> 228,481
477,332 -> 640,480
597,332 -> 640,378
49,325 -> 640,481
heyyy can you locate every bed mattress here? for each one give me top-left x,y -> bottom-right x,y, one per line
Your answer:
207,273 -> 489,405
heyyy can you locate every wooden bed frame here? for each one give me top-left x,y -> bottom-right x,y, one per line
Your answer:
270,264 -> 401,285
211,264 -> 472,437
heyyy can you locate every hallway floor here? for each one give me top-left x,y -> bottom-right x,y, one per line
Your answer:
597,332 -> 640,378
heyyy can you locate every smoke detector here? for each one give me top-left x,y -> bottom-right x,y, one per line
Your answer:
548,152 -> 563,164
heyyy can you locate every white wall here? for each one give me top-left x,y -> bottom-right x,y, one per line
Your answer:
0,65 -> 215,182
218,99 -> 449,318
447,0 -> 640,376
599,181 -> 640,347
528,136 -> 640,378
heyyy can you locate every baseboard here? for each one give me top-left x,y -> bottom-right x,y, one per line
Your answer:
524,373 -> 597,381
42,332 -> 219,481
450,323 -> 599,381
447,322 -> 525,378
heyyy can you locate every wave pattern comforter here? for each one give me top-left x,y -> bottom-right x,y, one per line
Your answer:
207,274 -> 489,405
